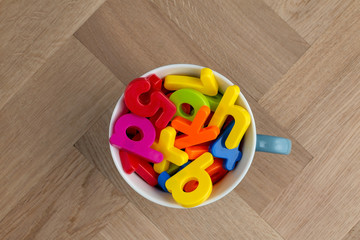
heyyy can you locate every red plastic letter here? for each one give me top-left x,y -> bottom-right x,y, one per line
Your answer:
119,150 -> 158,186
124,74 -> 176,129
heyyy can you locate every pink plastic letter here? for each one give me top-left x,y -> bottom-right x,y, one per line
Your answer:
109,113 -> 163,163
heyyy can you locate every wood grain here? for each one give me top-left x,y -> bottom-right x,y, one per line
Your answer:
259,1 -> 360,130
75,0 -> 309,101
150,0 -> 309,100
0,37 -> 123,223
259,3 -> 360,240
94,202 -> 169,240
74,0 -> 216,86
343,220 -> 360,240
262,118 -> 360,240
263,0 -> 354,44
0,0 -> 105,110
0,149 -> 128,240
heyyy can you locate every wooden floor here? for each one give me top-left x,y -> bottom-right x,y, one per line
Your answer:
1,0 -> 359,239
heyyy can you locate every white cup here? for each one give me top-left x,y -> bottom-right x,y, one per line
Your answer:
109,64 -> 257,208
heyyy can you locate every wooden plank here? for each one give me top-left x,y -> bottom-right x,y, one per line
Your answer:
74,0 -> 216,86
0,149 -> 128,240
261,115 -> 360,240
0,37 -> 124,221
149,0 -> 309,101
94,202 -> 169,240
259,3 -> 360,240
259,2 -> 360,130
75,0 -> 309,101
263,0 -> 354,44
342,220 -> 360,240
0,0 -> 105,110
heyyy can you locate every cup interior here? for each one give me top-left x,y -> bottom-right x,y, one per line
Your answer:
109,64 -> 256,208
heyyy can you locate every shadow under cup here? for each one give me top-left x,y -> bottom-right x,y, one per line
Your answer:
109,64 -> 256,208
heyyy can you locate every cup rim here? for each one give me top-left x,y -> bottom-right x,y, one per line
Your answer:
109,64 -> 256,208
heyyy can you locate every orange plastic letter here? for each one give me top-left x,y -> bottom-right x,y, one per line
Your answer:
172,106 -> 220,149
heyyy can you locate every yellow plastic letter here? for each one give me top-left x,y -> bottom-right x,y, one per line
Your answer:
164,68 -> 219,96
209,85 -> 251,149
152,127 -> 188,173
165,152 -> 214,208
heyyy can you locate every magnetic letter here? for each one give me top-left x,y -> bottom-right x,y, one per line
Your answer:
169,89 -> 210,121
164,68 -> 219,96
185,143 -> 210,160
209,85 -> 251,149
152,127 -> 188,174
184,158 -> 228,192
109,113 -> 163,163
210,121 -> 242,170
124,74 -> 176,129
172,106 -> 220,149
166,152 -> 214,208
119,150 -> 158,186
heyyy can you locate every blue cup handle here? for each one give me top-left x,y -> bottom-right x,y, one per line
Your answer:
256,134 -> 292,155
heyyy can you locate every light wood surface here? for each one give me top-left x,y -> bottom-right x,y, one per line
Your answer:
1,0 -> 360,239
343,221 -> 360,240
0,0 -> 105,110
0,36 -> 125,238
0,149 -> 128,240
259,3 -> 360,239
262,0 -> 355,44
149,0 -> 309,101
93,202 -> 169,240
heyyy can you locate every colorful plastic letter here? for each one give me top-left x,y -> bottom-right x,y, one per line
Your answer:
158,172 -> 170,192
164,68 -> 219,96
166,152 -> 214,208
172,106 -> 220,149
167,163 -> 181,175
158,161 -> 190,192
119,150 -> 158,186
169,89 -> 210,121
205,93 -> 223,111
179,161 -> 190,170
206,158 -> 228,184
209,85 -> 251,149
152,127 -> 188,174
119,150 -> 135,174
210,121 -> 242,170
124,74 -> 176,129
167,94 -> 193,116
184,158 -> 228,192
109,113 -> 163,163
185,143 -> 210,160
158,161 -> 191,192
